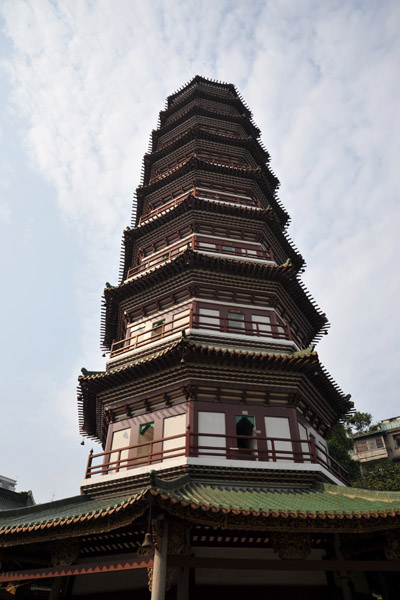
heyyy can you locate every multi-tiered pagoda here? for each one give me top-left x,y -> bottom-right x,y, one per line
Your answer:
79,75 -> 351,496
2,77 -> 400,600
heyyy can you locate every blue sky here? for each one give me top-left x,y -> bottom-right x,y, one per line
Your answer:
0,0 -> 399,503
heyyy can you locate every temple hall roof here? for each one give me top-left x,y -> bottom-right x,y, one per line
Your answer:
2,473 -> 400,545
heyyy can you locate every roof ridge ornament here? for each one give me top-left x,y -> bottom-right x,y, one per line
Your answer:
149,470 -> 191,491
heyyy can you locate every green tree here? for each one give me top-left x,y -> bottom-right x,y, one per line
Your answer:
345,411 -> 373,434
353,461 -> 400,491
327,423 -> 360,481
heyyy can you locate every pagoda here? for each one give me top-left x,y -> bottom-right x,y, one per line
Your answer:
79,75 -> 351,496
2,77 -> 400,600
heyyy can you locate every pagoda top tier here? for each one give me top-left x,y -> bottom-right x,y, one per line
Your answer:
133,76 -> 284,232
165,75 -> 251,114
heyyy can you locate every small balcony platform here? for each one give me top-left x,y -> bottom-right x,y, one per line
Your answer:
83,431 -> 350,488
110,310 -> 298,359
126,239 -> 275,280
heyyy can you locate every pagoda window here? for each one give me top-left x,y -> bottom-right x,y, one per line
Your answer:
137,422 -> 154,460
151,319 -> 165,339
198,411 -> 226,455
264,416 -> 293,463
194,303 -> 291,341
126,323 -> 145,346
173,309 -> 189,331
252,314 -> 272,335
298,422 -> 310,461
198,307 -> 219,329
222,244 -> 236,255
110,428 -> 131,472
163,413 -> 186,460
236,415 -> 256,451
198,241 -> 217,251
245,248 -> 258,257
317,440 -> 329,462
252,310 -> 287,339
228,310 -> 245,333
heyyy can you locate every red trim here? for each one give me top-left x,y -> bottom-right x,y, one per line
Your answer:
0,556 -> 153,583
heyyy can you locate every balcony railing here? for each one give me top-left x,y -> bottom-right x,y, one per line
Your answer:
110,310 -> 293,358
150,153 -> 251,184
350,447 -> 388,462
85,431 -> 350,486
126,239 -> 274,279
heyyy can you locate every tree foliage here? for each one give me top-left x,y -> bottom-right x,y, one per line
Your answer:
327,423 -> 360,481
345,411 -> 373,434
353,461 -> 400,491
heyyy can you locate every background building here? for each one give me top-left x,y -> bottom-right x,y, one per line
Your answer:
0,477 -> 34,512
351,416 -> 400,466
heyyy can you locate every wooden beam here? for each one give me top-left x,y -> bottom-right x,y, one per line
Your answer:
167,555 -> 400,572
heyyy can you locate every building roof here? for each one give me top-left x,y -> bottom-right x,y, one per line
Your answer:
78,339 -> 352,442
352,417 -> 400,440
142,128 -> 274,186
102,248 -> 324,350
0,487 -> 35,512
135,156 -> 286,225
164,75 -> 250,115
148,472 -> 400,520
0,492 -> 143,536
151,104 -> 261,149
2,472 -> 400,546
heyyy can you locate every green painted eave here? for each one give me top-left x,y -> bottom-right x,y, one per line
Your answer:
149,472 -> 400,517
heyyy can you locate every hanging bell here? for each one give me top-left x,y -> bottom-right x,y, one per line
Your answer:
140,532 -> 154,549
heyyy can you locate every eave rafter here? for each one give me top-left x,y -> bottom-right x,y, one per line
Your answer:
160,83 -> 252,126
78,338 -> 351,441
143,127 -> 273,185
151,104 -> 261,151
135,157 -> 286,226
3,473 -> 400,549
120,196 -> 304,282
102,250 -> 323,351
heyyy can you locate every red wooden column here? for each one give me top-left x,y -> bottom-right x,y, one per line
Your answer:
151,521 -> 169,600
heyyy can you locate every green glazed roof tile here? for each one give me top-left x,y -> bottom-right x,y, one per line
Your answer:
2,472 -> 400,540
149,472 -> 400,517
0,491 -> 143,533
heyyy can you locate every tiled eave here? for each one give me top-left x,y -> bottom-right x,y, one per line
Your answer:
143,127 -> 272,185
151,105 -> 261,151
78,339 -> 351,440
135,156 -> 287,226
121,196 -> 304,281
3,473 -> 400,545
102,251 -> 323,350
166,76 -> 239,109
149,474 -> 400,532
126,195 -> 275,243
160,85 -> 251,125
0,491 -> 147,547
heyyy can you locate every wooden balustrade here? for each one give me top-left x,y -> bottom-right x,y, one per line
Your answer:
85,430 -> 350,485
126,238 -> 274,279
110,310 -> 293,358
